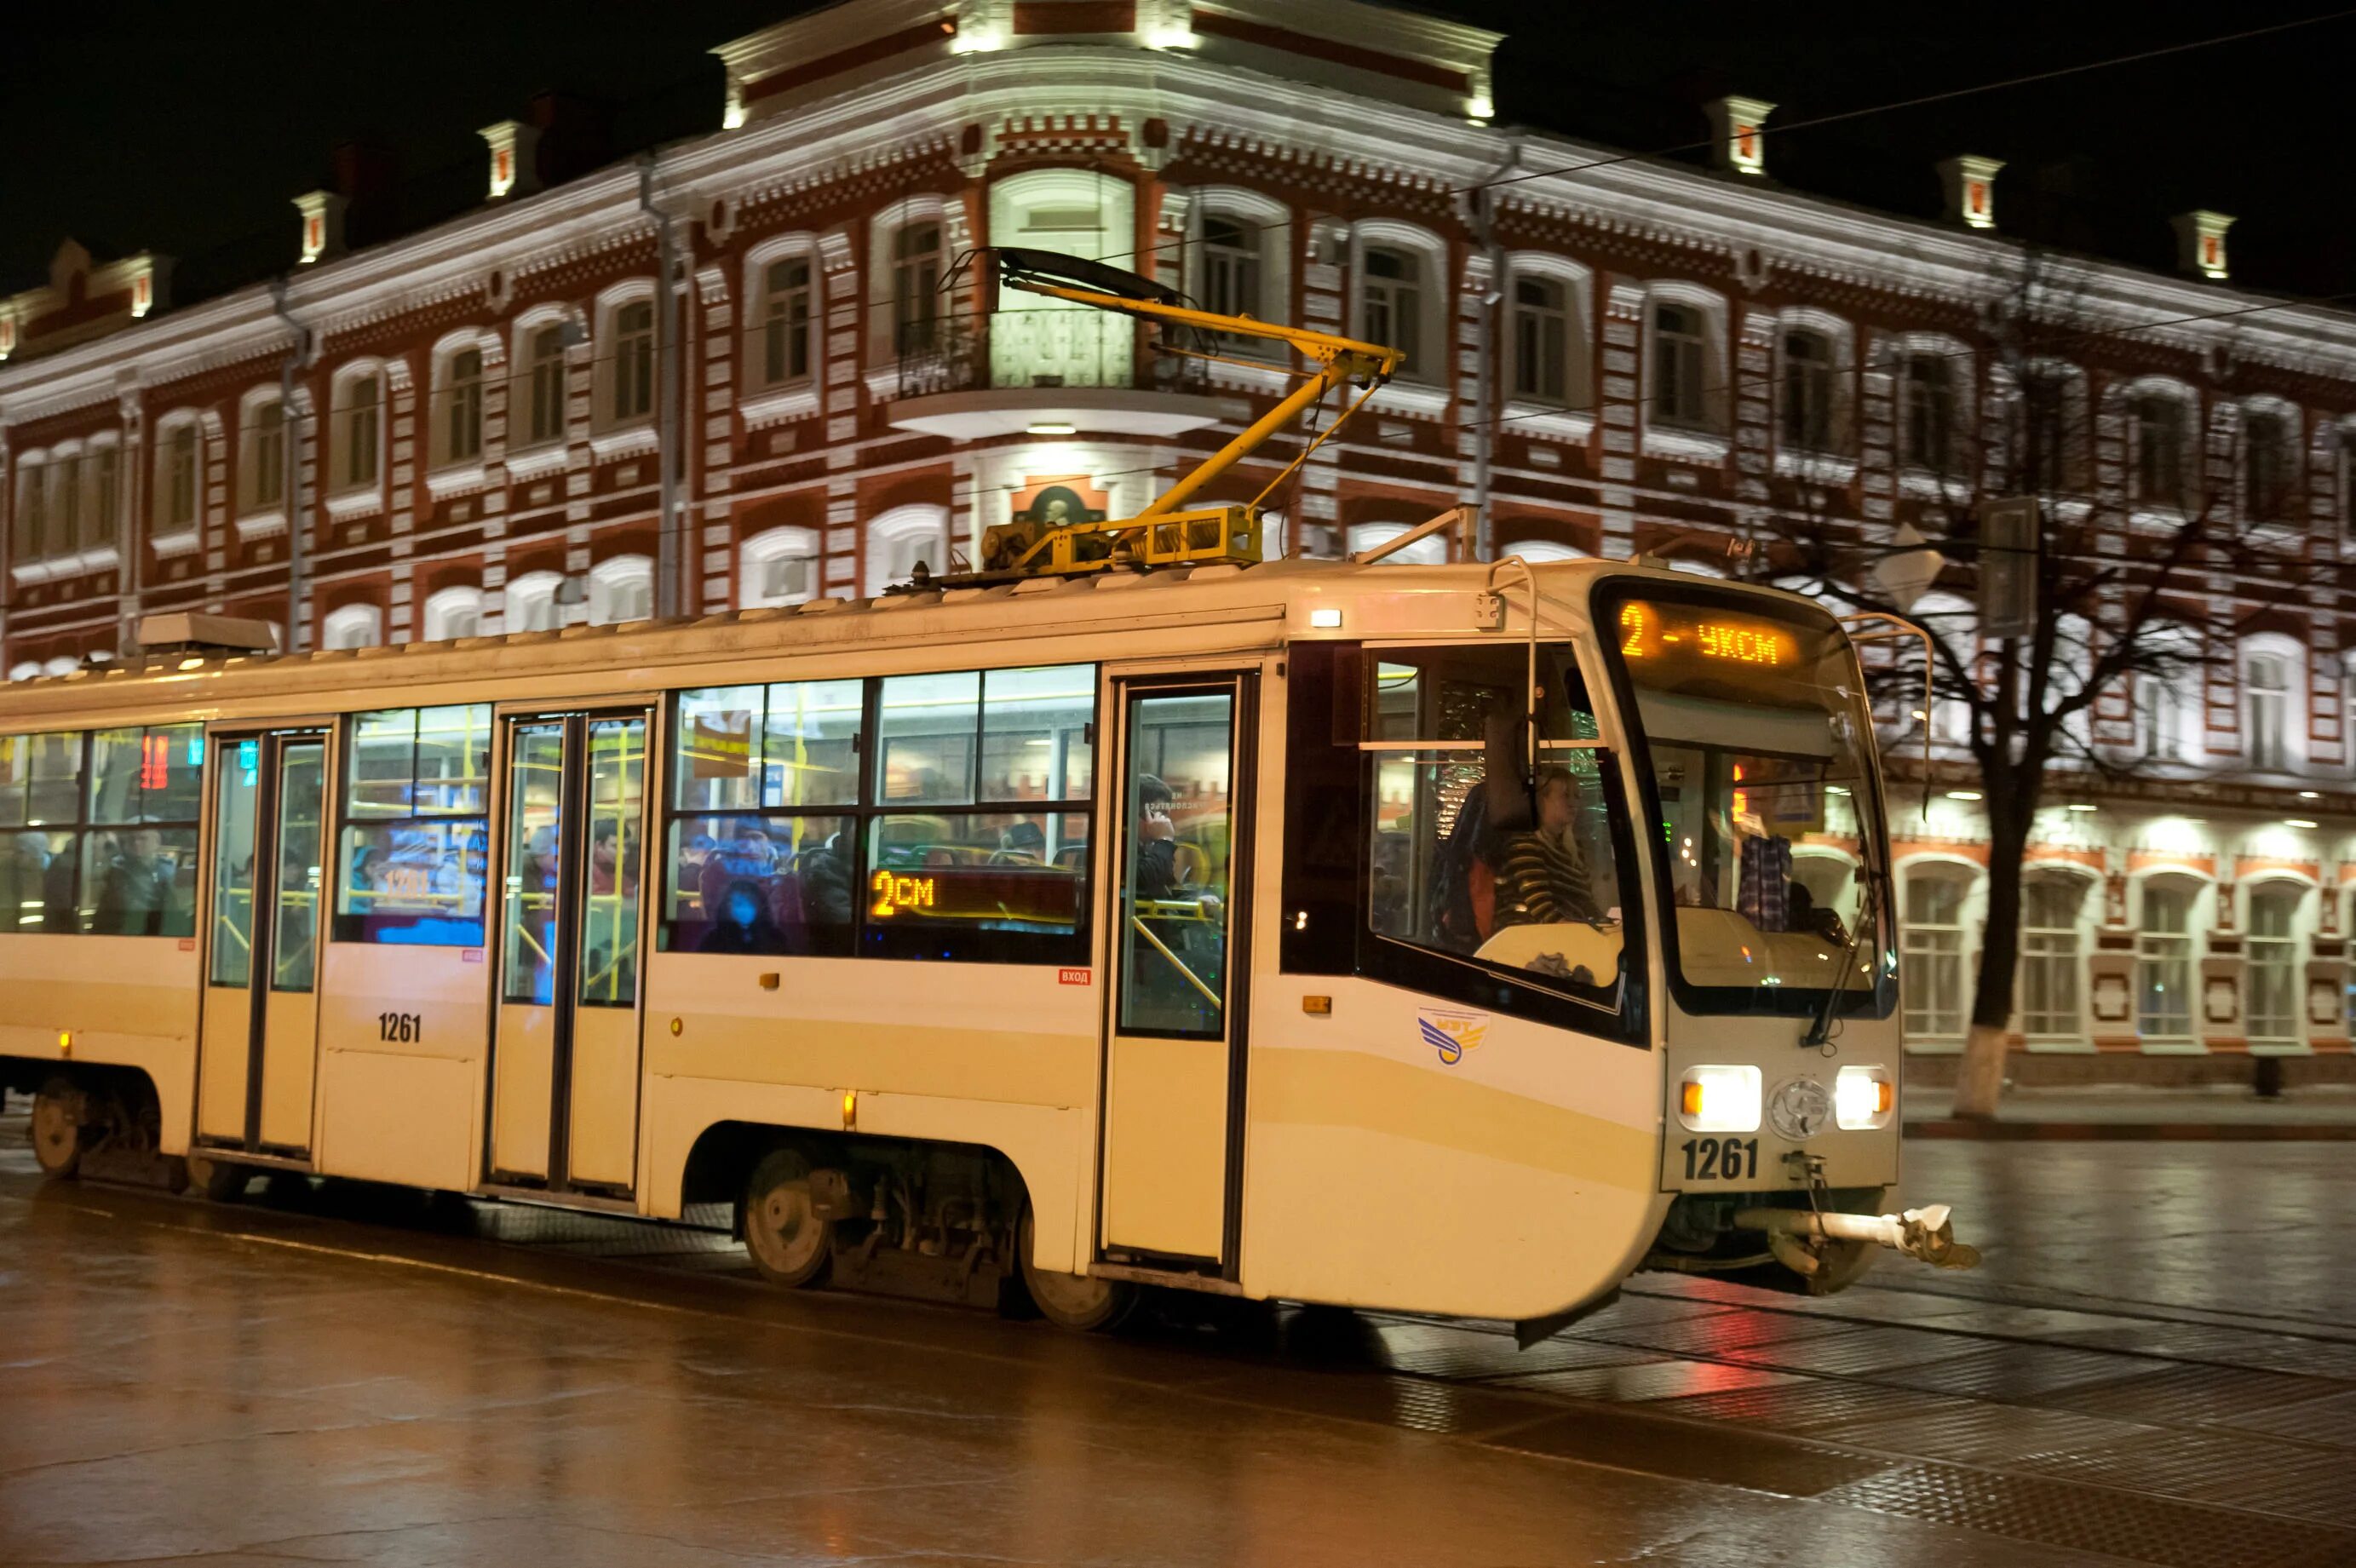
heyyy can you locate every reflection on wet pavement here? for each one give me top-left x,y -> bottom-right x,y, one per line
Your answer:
5,1125 -> 2355,1565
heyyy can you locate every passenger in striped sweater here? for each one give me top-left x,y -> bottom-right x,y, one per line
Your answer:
1493,767 -> 1601,927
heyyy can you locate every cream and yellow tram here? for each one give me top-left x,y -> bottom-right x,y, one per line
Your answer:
0,554 -> 1968,1334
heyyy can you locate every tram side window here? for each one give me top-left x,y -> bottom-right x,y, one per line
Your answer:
0,727 -> 199,936
335,705 -> 491,945
1365,646 -> 1629,1009
660,664 -> 1094,962
1,732 -> 91,933
83,724 -> 203,936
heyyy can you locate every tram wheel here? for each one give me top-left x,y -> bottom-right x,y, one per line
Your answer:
744,1148 -> 834,1289
1015,1206 -> 1136,1332
185,1152 -> 252,1203
30,1077 -> 87,1180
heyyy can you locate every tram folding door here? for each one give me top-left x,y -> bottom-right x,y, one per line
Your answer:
196,728 -> 332,1157
486,708 -> 652,1193
1098,671 -> 1256,1271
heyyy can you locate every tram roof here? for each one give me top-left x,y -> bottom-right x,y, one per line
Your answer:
0,555 -> 1781,731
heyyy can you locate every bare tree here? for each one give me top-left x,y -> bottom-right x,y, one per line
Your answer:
1748,250 -> 2252,1115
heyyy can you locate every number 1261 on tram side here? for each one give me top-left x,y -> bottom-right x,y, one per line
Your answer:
0,554 -> 1971,1336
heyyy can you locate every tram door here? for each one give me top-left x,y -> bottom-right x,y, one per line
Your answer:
486,709 -> 651,1192
197,730 -> 330,1155
1098,674 -> 1256,1268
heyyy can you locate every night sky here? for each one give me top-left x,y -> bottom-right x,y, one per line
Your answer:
3,0 -> 2351,306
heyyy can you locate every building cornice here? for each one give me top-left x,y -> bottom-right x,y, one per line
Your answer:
5,30 -> 2355,428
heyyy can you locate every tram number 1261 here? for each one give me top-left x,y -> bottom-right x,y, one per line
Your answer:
1680,1136 -> 1759,1182
377,1012 -> 424,1043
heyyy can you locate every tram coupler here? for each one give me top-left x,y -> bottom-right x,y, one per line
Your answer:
1733,1203 -> 1980,1271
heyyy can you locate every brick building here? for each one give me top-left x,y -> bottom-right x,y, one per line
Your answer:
6,0 -> 2356,1070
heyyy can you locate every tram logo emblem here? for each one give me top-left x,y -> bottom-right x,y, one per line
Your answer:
1419,1008 -> 1489,1065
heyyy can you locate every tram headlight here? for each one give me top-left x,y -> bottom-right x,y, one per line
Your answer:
1677,1065 -> 1762,1132
1835,1065 -> 1895,1130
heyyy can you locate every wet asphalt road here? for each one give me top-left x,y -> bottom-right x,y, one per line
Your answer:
4,1121 -> 2354,1567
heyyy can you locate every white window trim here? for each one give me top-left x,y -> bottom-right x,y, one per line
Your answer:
593,280 -> 658,435
2241,876 -> 2315,1053
1497,538 -> 1584,562
1349,219 -> 1449,393
233,383 -> 289,537
420,585 -> 484,643
150,409 -> 205,545
867,195 -> 954,366
319,602 -> 385,651
325,359 -> 388,514
1192,187 -> 1293,369
509,305 -> 579,457
588,554 -> 656,625
1896,856 -> 1982,1053
1886,332 -> 1974,494
503,570 -> 566,634
2238,630 -> 2307,773
9,449 -> 50,583
2018,867 -> 2099,1051
1772,306 -> 1856,477
864,504 -> 952,595
426,327 -> 496,484
1641,282 -> 1731,458
1500,252 -> 1595,439
744,233 -> 824,419
2118,375 -> 2201,526
740,526 -> 822,609
2131,870 -> 2210,1053
77,434 -> 122,569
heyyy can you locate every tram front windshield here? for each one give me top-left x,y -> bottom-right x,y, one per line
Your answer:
1605,588 -> 1891,1014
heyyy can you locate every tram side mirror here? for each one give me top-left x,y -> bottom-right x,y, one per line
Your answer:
1483,712 -> 1536,833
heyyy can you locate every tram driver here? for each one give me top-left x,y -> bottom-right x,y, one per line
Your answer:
1492,767 -> 1601,928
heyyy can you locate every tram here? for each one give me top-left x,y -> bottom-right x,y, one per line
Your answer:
0,253 -> 1970,1337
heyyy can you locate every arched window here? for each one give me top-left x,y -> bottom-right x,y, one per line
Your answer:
865,505 -> 951,595
1509,274 -> 1570,404
7,662 -> 40,682
1649,299 -> 1713,430
153,420 -> 199,537
12,453 -> 46,561
2242,640 -> 2302,772
434,342 -> 485,467
2136,876 -> 2202,1042
1202,214 -> 1262,326
1900,867 -> 1974,1044
2243,405 -> 2299,524
752,250 -> 814,389
1192,190 -> 1291,362
330,369 -> 383,493
1347,521 -> 1445,565
1898,353 -> 1959,474
41,655 -> 78,678
2129,388 -> 2195,509
610,301 -> 655,424
1779,327 -> 1836,453
47,449 -> 81,560
2014,363 -> 2087,492
2245,881 -> 2307,1047
504,571 -> 563,633
516,318 -> 570,447
420,586 -> 482,642
740,526 -> 820,608
1359,247 -> 1423,376
320,603 -> 384,650
240,393 -> 285,514
83,440 -> 119,554
589,554 -> 654,625
892,221 -> 944,357
2020,872 -> 2091,1042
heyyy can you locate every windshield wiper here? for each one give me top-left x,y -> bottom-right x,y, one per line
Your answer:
1802,873 -> 1877,1048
